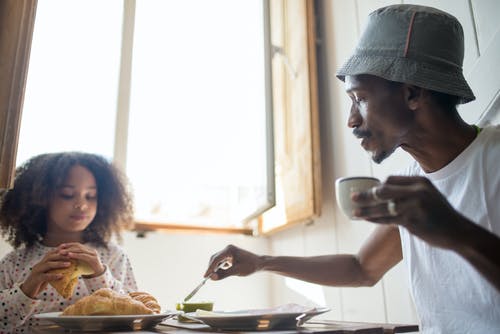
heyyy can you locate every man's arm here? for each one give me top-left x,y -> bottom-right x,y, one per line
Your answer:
452,216 -> 500,291
205,225 -> 402,287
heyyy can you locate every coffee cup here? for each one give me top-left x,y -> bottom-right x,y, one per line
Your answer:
335,176 -> 380,219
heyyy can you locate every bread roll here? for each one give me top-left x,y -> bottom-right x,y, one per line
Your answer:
129,291 -> 161,314
62,288 -> 154,315
48,259 -> 95,299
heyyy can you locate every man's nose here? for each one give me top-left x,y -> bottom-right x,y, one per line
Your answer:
347,104 -> 362,128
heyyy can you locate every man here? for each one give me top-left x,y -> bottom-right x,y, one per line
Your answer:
204,5 -> 500,333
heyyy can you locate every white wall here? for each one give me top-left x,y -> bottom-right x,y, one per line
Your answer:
266,0 -> 500,325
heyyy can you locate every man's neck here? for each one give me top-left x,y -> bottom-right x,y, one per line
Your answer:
402,117 -> 478,173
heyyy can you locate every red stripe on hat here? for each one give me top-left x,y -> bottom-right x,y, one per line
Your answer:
404,11 -> 417,57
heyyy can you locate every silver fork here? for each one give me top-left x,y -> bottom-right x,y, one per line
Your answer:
183,260 -> 232,302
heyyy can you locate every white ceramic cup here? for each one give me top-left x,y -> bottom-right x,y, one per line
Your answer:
335,176 -> 380,219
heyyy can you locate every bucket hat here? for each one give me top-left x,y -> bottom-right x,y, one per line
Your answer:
336,4 -> 475,104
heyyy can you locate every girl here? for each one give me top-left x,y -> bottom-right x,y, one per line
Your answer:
0,152 -> 137,332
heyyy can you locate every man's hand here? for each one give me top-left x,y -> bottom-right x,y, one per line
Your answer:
352,175 -> 468,250
204,245 -> 261,280
353,175 -> 500,292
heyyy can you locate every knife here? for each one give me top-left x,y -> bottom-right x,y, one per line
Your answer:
183,260 -> 232,302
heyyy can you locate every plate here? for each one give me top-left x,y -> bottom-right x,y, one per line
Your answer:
34,311 -> 179,331
184,307 -> 330,331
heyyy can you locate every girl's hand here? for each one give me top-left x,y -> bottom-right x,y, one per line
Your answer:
57,242 -> 106,277
20,249 -> 72,299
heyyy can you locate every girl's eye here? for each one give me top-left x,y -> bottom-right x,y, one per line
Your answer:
59,194 -> 74,199
86,194 -> 97,201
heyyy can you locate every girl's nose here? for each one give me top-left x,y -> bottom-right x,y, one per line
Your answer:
73,202 -> 88,210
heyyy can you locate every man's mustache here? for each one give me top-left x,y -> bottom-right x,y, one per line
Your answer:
352,128 -> 371,139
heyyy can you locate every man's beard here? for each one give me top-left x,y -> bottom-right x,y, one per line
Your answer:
353,128 -> 397,164
371,146 -> 397,164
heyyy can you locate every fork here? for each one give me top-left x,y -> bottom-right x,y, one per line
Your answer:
183,260 -> 232,302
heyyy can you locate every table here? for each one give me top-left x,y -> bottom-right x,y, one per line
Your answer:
28,318 -> 419,334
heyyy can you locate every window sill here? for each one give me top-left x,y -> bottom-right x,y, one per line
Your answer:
133,221 -> 254,236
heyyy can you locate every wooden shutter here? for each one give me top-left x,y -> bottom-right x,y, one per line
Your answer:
0,0 -> 37,189
259,0 -> 321,234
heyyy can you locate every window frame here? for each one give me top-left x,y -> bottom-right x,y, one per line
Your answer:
118,0 -> 275,234
0,0 -> 37,190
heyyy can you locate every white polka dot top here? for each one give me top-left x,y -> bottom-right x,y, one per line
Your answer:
0,242 -> 138,332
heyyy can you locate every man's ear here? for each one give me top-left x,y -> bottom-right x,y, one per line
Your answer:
403,84 -> 422,110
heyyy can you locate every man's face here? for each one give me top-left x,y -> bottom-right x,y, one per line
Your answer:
344,74 -> 413,163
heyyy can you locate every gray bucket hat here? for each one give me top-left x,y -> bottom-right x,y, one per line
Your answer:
336,4 -> 475,104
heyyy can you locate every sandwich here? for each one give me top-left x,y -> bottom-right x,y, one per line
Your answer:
48,259 -> 95,299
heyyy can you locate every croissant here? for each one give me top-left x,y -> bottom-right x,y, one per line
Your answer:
129,291 -> 161,314
62,288 -> 153,315
48,259 -> 95,299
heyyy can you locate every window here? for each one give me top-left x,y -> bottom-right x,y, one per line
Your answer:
17,0 -> 123,162
1,0 -> 320,235
123,0 -> 274,229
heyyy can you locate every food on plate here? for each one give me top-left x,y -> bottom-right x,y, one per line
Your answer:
48,259 -> 95,298
61,288 -> 160,315
176,301 -> 214,322
129,291 -> 162,314
176,301 -> 214,312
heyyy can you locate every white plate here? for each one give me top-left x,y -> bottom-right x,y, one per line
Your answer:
184,307 -> 330,330
34,311 -> 179,331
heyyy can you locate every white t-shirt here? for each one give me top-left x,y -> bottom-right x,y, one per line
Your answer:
399,125 -> 500,333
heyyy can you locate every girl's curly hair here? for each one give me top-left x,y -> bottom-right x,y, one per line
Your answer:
0,152 -> 134,249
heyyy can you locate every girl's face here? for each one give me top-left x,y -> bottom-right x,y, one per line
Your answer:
47,165 -> 98,237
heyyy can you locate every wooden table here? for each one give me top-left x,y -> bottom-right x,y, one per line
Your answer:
28,318 -> 419,334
